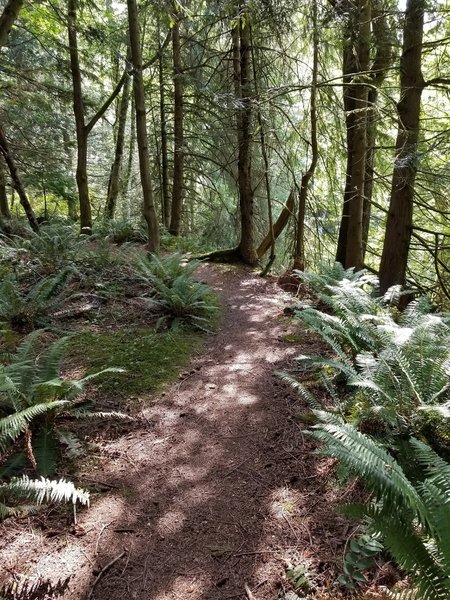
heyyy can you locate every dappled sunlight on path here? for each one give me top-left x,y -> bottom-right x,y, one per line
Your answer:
0,266 -> 351,600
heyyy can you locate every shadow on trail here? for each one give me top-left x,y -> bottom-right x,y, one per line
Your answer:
79,268 -> 348,600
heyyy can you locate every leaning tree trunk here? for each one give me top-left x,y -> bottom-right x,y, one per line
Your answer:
168,12 -> 184,235
104,71 -> 131,220
379,0 -> 425,294
68,0 -> 92,233
257,190 -> 295,258
235,17 -> 257,265
0,123 -> 38,232
127,0 -> 159,252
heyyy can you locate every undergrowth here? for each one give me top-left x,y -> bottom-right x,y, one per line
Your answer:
68,328 -> 202,398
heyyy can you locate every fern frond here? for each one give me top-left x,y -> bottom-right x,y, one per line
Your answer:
1,475 -> 89,507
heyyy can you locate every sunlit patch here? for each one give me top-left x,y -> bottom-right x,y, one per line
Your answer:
156,509 -> 187,535
269,486 -> 301,518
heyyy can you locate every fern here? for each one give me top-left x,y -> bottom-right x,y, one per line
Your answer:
135,253 -> 218,331
309,418 -> 450,599
1,474 -> 89,507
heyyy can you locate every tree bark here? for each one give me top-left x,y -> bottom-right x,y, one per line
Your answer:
379,0 -> 425,294
344,0 -> 370,270
257,190 -> 295,258
235,17 -> 257,265
0,0 -> 24,47
0,123 -> 38,232
104,71 -> 131,220
67,0 -> 92,233
127,0 -> 159,252
169,12 -> 184,235
158,32 -> 170,228
0,158 -> 11,220
294,0 -> 319,271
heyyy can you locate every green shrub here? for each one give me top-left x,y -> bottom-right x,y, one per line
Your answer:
94,220 -> 147,244
0,270 -> 72,331
0,331 -> 125,479
310,414 -> 450,600
135,253 -> 218,331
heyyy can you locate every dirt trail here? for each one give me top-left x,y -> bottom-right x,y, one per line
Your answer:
1,265 -> 350,599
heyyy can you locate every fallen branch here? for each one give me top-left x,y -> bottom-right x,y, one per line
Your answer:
86,551 -> 126,600
244,583 -> 256,600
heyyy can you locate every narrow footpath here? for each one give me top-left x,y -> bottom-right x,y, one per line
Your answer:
1,265 -> 352,600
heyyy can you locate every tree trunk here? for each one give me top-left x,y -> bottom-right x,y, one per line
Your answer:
344,0 -> 370,270
67,0 -> 92,233
379,0 -> 425,294
362,2 -> 394,256
0,0 -> 24,47
158,32 -> 170,228
0,158 -> 11,220
294,0 -> 319,271
235,17 -> 257,265
257,190 -> 295,258
127,0 -> 159,252
0,123 -> 38,232
169,12 -> 184,235
104,71 -> 131,220
335,7 -> 358,267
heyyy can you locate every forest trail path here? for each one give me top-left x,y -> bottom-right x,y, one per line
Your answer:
1,265 -> 347,600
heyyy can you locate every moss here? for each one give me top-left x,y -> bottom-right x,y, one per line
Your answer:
69,328 -> 202,398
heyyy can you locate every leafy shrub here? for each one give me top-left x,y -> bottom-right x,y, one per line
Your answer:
0,331 -> 125,479
286,267 -> 450,442
9,223 -> 86,274
0,270 -> 72,331
94,220 -> 147,244
310,413 -> 450,600
135,253 -> 218,331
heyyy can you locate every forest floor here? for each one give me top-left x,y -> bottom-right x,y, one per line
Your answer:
0,264 -> 394,600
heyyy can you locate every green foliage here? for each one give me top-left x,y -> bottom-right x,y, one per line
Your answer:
16,223 -> 86,273
337,533 -> 383,589
0,331 -> 125,478
309,416 -> 450,600
287,267 -> 450,443
68,328 -> 201,398
0,270 -> 72,331
94,220 -> 147,244
135,253 -> 219,331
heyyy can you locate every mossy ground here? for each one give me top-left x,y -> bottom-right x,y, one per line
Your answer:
69,327 -> 203,398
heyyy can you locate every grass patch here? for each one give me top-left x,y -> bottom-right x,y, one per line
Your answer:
69,327 -> 202,398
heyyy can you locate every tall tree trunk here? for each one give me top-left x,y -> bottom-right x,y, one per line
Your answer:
0,123 -> 38,232
336,6 -> 358,267
104,72 -> 131,220
294,0 -> 319,271
169,12 -> 184,235
0,158 -> 11,220
67,0 -> 92,233
121,98 -> 135,220
379,0 -> 424,294
0,0 -> 24,46
362,2 -> 394,256
158,31 -> 170,228
344,0 -> 370,270
234,16 -> 257,265
127,0 -> 159,252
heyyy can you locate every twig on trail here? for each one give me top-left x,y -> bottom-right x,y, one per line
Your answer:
244,583 -> 256,599
233,550 -> 280,558
95,521 -> 115,555
86,550 -> 126,600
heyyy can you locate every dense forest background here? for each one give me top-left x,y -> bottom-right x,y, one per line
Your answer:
1,0 -> 450,302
